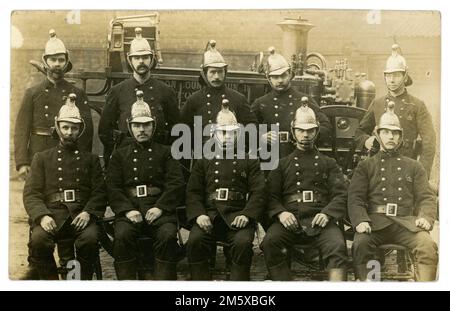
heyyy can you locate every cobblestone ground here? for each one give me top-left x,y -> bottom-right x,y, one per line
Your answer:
9,179 -> 439,282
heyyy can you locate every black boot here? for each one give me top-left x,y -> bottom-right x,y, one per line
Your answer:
114,259 -> 137,280
415,264 -> 437,281
328,268 -> 347,281
268,261 -> 292,281
77,257 -> 95,280
230,263 -> 251,281
154,259 -> 177,280
36,261 -> 59,280
354,264 -> 369,281
189,261 -> 211,280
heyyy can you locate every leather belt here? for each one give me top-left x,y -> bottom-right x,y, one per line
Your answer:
127,185 -> 162,198
368,204 -> 412,217
46,190 -> 86,204
32,127 -> 53,136
208,188 -> 246,202
284,191 -> 322,204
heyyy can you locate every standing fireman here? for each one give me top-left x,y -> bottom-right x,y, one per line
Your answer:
261,102 -> 348,281
354,44 -> 436,178
15,29 -> 93,180
349,102 -> 438,281
181,40 -> 257,149
185,99 -> 266,280
23,94 -> 106,280
106,91 -> 185,280
99,28 -> 179,166
251,47 -> 332,159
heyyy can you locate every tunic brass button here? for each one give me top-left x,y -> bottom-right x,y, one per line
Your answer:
296,172 -> 300,176
44,105 -> 48,109
274,98 -> 277,101
397,167 -> 402,171
215,162 -> 219,165
76,157 -> 80,160
148,158 -> 152,161
381,168 -> 385,171
134,177 -> 138,181
233,170 -> 237,173
207,102 -> 211,106
58,158 -> 62,161
274,113 -> 278,117
289,94 -> 292,98
382,187 -> 386,191
215,170 -> 219,174
58,167 -> 62,171
383,198 -> 387,201
398,197 -> 402,201
45,114 -> 49,118
398,177 -> 402,181
274,105 -> 278,109
208,120 -> 212,123
207,94 -> 211,98
295,163 -> 299,167
381,177 -> 386,181
314,163 -> 318,166
133,159 -> 137,162
84,101 -> 88,104
76,178 -> 80,182
58,150 -> 62,153
148,149 -> 152,152
58,177 -> 63,181
134,150 -> 138,153
289,103 -> 293,106
150,86 -> 153,90
296,182 -> 301,186
381,159 -> 385,162
74,150 -> 79,154
398,187 -> 402,191
221,94 -> 226,98
214,179 -> 219,183
133,168 -> 137,171
294,157 -> 298,160
208,111 -> 211,114
315,156 -> 319,159
59,188 -> 63,192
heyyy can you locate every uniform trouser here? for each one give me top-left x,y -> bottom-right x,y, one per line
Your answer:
187,217 -> 255,267
352,223 -> 438,266
29,219 -> 100,280
261,222 -> 348,270
113,217 -> 179,264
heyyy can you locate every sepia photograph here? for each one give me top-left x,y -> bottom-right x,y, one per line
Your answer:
8,8 -> 441,284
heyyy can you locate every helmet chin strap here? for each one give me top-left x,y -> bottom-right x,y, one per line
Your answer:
374,128 -> 404,154
127,54 -> 155,75
266,70 -> 293,91
200,67 -> 227,89
385,71 -> 407,94
42,54 -> 71,76
126,120 -> 156,144
54,119 -> 85,143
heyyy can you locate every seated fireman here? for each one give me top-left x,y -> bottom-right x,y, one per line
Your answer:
106,90 -> 185,280
260,100 -> 348,281
23,94 -> 106,280
185,99 -> 266,281
348,101 -> 438,281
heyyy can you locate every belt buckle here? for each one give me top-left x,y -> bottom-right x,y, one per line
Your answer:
136,185 -> 148,198
63,190 -> 76,202
279,131 -> 289,143
386,203 -> 398,216
302,191 -> 314,203
216,188 -> 229,201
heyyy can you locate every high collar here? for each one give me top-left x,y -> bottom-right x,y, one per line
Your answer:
271,85 -> 292,96
204,84 -> 227,94
292,146 -> 317,156
57,140 -> 79,152
44,77 -> 68,89
379,149 -> 401,159
131,75 -> 152,86
133,139 -> 153,150
386,88 -> 408,101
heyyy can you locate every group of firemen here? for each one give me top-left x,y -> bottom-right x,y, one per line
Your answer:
14,28 -> 438,281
